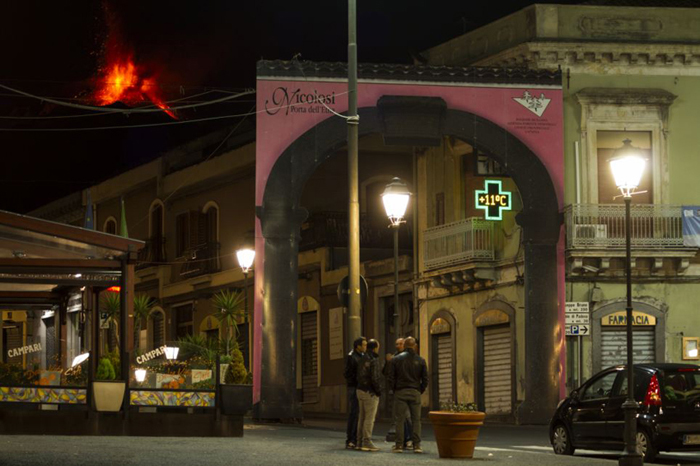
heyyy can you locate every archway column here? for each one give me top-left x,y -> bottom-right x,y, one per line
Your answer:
516,237 -> 561,424
253,206 -> 307,421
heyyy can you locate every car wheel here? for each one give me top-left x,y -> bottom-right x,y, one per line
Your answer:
552,424 -> 575,455
636,429 -> 658,463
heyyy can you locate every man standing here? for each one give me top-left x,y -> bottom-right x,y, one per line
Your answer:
344,336 -> 366,449
384,338 -> 413,448
388,336 -> 428,454
356,339 -> 382,452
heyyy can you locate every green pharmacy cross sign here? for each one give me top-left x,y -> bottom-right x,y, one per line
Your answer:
475,179 -> 512,220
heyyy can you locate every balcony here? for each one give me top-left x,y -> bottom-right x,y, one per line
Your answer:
423,217 -> 495,271
176,242 -> 221,279
565,204 -> 697,275
136,236 -> 166,270
299,211 -> 410,252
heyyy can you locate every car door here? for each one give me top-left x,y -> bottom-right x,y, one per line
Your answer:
570,370 -> 619,443
604,368 -> 651,442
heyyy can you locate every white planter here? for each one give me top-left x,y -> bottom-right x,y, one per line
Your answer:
92,381 -> 126,412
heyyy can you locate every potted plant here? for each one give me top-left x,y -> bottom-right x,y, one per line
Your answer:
219,342 -> 251,415
92,356 -> 126,412
429,401 -> 486,459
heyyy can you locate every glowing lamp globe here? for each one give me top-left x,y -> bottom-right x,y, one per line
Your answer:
236,248 -> 255,273
382,177 -> 411,226
134,369 -> 147,383
609,139 -> 646,198
164,346 -> 179,360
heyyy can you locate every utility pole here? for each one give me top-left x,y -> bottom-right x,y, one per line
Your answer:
347,0 -> 361,345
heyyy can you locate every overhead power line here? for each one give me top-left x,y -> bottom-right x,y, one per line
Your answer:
0,82 -> 255,114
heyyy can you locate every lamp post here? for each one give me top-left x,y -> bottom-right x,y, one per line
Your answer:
236,247 -> 256,321
610,139 -> 646,466
382,177 -> 411,337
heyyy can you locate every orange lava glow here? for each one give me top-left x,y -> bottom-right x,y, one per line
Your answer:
92,4 -> 176,119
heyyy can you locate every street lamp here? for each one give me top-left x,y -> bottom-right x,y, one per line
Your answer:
382,177 -> 411,337
609,138 -> 646,466
236,247 -> 255,323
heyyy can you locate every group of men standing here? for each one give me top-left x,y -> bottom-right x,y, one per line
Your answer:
344,335 -> 428,453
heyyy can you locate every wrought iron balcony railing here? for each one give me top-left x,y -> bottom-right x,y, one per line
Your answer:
565,204 -> 687,250
299,211 -> 411,251
423,217 -> 495,271
136,236 -> 166,270
178,241 -> 221,278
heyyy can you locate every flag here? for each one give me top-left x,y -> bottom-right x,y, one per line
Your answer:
84,189 -> 94,230
120,197 -> 129,238
682,206 -> 700,247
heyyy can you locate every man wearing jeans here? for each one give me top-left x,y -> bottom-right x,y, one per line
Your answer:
356,339 -> 382,451
344,336 -> 366,449
387,336 -> 428,454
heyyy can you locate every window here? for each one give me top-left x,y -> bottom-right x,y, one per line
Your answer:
435,192 -> 445,226
597,131 -> 652,204
174,304 -> 193,338
104,218 -> 117,235
175,213 -> 189,257
581,371 -> 619,401
475,151 -> 507,176
612,369 -> 652,400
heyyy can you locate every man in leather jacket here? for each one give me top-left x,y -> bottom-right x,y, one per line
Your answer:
356,339 -> 382,451
387,336 -> 428,454
344,336 -> 366,449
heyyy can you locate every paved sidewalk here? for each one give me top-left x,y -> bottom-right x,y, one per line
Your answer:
1,419 -> 699,465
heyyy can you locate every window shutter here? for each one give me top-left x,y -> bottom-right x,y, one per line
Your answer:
188,211 -> 203,248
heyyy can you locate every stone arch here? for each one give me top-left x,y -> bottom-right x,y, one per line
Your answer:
103,216 -> 118,235
256,96 -> 561,423
148,199 -> 165,238
591,298 -> 667,373
202,201 -> 220,243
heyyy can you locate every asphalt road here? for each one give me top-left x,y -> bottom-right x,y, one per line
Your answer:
1,419 -> 699,466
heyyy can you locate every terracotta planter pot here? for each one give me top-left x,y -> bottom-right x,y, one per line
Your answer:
429,411 -> 486,459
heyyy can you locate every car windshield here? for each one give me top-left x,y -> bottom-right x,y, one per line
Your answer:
661,369 -> 700,402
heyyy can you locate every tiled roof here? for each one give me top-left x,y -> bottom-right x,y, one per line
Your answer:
257,60 -> 561,86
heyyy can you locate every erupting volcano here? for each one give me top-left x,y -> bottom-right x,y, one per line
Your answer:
92,5 -> 177,119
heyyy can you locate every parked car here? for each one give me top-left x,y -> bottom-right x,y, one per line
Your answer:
550,363 -> 700,462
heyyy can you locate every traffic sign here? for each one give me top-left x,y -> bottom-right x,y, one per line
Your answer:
565,312 -> 590,325
566,325 -> 590,336
566,302 -> 589,313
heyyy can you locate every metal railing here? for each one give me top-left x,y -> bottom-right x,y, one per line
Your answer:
299,211 -> 411,251
136,236 -> 166,270
423,217 -> 495,270
565,204 -> 686,249
179,242 -> 221,278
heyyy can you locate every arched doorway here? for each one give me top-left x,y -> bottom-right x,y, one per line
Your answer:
591,299 -> 666,373
474,299 -> 516,418
428,310 -> 457,410
256,91 -> 562,423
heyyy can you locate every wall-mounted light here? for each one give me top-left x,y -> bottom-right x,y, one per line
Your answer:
683,337 -> 699,360
164,346 -> 179,360
134,368 -> 147,383
71,353 -> 90,367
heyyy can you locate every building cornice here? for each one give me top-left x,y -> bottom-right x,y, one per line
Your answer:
472,41 -> 700,75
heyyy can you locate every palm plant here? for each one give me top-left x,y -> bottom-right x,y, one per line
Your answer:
211,289 -> 245,356
133,294 -> 156,350
100,291 -> 121,352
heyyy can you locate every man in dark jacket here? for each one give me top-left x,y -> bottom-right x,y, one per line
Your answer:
387,336 -> 428,454
356,339 -> 382,451
344,336 -> 366,449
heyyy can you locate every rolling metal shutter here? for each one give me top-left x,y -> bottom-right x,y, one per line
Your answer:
601,327 -> 655,369
301,312 -> 318,403
483,325 -> 512,415
436,334 -> 454,404
44,316 -> 56,365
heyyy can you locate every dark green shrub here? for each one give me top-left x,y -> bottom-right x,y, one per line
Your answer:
96,358 -> 116,381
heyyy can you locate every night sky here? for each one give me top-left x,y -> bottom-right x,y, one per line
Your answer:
1,0 -> 580,214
